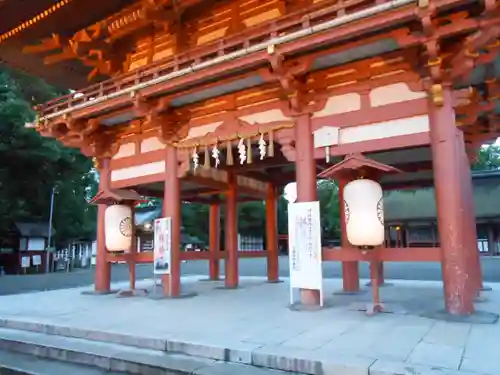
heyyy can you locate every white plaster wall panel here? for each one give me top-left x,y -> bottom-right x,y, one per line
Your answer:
184,122 -> 223,140
313,126 -> 340,148
312,93 -> 361,118
112,143 -> 135,159
340,115 -> 430,144
111,161 -> 165,181
140,137 -> 164,153
239,109 -> 291,124
27,238 -> 45,251
369,83 -> 427,107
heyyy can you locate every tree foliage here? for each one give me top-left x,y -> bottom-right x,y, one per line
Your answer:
0,66 -> 344,247
472,145 -> 500,171
144,180 -> 342,244
317,180 -> 340,239
0,66 -> 97,245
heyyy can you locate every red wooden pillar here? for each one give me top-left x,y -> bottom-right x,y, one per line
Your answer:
95,158 -> 111,293
208,203 -> 220,281
457,131 -> 483,294
338,179 -> 360,292
266,183 -> 279,282
162,146 -> 181,297
225,172 -> 239,288
377,262 -> 386,286
429,85 -> 474,315
294,113 -> 320,306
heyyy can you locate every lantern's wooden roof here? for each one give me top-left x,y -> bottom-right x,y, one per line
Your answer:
318,153 -> 402,181
89,188 -> 144,205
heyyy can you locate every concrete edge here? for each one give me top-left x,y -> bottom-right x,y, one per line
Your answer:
0,349 -> 125,375
0,318 -> 256,365
0,319 -> 478,375
0,331 -> 216,375
0,319 -> 167,351
0,319 -> 373,375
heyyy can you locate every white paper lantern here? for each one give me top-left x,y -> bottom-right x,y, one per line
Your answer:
343,179 -> 384,247
105,205 -> 133,252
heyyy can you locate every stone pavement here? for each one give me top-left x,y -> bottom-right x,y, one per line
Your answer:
0,276 -> 499,375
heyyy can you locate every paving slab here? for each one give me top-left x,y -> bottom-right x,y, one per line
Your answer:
0,276 -> 498,375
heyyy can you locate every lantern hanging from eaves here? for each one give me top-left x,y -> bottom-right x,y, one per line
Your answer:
105,204 -> 133,252
343,178 -> 385,248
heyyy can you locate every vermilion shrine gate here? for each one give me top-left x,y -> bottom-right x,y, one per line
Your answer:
1,0 -> 499,315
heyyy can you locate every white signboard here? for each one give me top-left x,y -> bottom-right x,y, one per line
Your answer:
32,255 -> 42,266
21,256 -> 30,268
287,201 -> 323,306
154,217 -> 172,275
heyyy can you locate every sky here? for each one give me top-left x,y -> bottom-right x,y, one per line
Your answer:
284,183 -> 297,203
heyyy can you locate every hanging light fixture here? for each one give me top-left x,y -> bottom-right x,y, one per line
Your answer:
343,178 -> 384,248
105,204 -> 133,252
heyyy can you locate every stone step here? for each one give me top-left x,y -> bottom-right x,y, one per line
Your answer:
0,349 -> 122,375
0,327 -> 299,375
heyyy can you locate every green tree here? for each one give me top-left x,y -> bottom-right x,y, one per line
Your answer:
317,180 -> 340,239
238,201 -> 266,237
138,181 -> 342,244
277,195 -> 288,235
0,65 -> 96,244
472,145 -> 500,171
274,181 -> 340,239
182,202 -> 209,243
136,197 -> 162,208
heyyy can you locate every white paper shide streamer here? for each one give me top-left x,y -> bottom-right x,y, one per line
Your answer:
237,138 -> 246,165
192,147 -> 199,170
211,144 -> 220,168
258,134 -> 267,160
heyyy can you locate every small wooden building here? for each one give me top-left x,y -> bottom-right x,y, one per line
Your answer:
384,170 -> 500,255
0,222 -> 54,274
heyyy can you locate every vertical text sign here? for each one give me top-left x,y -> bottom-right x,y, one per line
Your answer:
154,217 -> 172,275
288,201 -> 323,291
